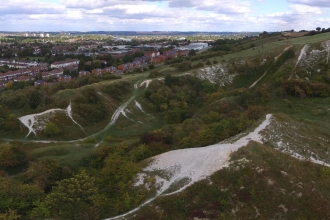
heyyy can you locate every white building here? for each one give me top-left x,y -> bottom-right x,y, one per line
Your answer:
40,33 -> 44,37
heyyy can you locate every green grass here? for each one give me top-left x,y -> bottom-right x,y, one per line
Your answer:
30,143 -> 96,170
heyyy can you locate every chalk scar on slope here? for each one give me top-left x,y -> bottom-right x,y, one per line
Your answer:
19,103 -> 86,138
104,114 -> 273,220
140,79 -> 152,89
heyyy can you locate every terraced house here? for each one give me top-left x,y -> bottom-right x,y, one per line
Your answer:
50,59 -> 79,69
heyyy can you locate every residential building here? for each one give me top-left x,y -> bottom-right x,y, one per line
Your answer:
34,80 -> 47,86
51,59 -> 79,69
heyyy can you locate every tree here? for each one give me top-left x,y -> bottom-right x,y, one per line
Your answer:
4,82 -> 13,90
0,209 -> 21,220
189,49 -> 196,56
33,170 -> 106,220
26,159 -> 71,192
29,90 -> 41,109
0,144 -> 27,168
63,69 -> 70,76
316,27 -> 321,32
164,109 -> 181,124
0,177 -> 43,217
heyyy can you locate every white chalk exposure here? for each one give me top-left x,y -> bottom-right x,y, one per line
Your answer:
134,100 -> 150,116
105,114 -> 273,220
295,45 -> 308,69
322,41 -> 330,63
19,103 -> 86,138
106,96 -> 135,128
19,109 -> 63,138
140,79 -> 152,89
67,103 -> 87,134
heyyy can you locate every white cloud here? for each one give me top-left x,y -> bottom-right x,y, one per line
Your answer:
0,0 -> 64,15
0,0 -> 329,32
288,0 -> 330,8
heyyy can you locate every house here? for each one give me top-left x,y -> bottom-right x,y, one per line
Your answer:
126,63 -> 134,69
164,49 -> 178,59
117,64 -> 129,71
34,80 -> 47,86
48,68 -> 64,77
14,75 -> 32,82
79,70 -> 91,77
144,51 -> 160,58
42,72 -> 52,79
102,66 -> 117,73
58,75 -> 72,82
132,60 -> 142,67
92,68 -> 102,76
152,55 -> 166,64
63,64 -> 78,72
50,59 -> 79,69
177,50 -> 189,56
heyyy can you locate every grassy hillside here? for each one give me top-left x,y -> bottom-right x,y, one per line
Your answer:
1,32 -> 330,220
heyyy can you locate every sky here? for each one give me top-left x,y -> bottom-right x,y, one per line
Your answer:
0,0 -> 330,32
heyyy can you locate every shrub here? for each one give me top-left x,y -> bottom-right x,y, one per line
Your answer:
0,144 -> 28,168
43,122 -> 60,137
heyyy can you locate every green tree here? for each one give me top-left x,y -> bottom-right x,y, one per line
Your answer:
164,109 -> 181,124
33,170 -> 106,220
188,49 -> 196,56
29,90 -> 41,109
26,159 -> 71,192
0,177 -> 43,218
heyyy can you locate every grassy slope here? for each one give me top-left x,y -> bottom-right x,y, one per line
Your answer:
3,31 -> 330,216
117,33 -> 330,219
133,142 -> 330,220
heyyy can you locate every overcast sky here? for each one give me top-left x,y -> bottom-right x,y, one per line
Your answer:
1,0 -> 330,32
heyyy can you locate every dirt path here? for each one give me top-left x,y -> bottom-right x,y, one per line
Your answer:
249,70 -> 268,88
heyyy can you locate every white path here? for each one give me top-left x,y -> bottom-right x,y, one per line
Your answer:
249,70 -> 268,88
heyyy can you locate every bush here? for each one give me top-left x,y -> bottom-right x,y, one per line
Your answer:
43,122 -> 60,137
0,144 -> 28,168
148,64 -> 155,70
148,70 -> 161,78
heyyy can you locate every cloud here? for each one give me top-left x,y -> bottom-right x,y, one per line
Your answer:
0,0 -> 64,15
288,0 -> 330,8
61,0 -> 251,14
